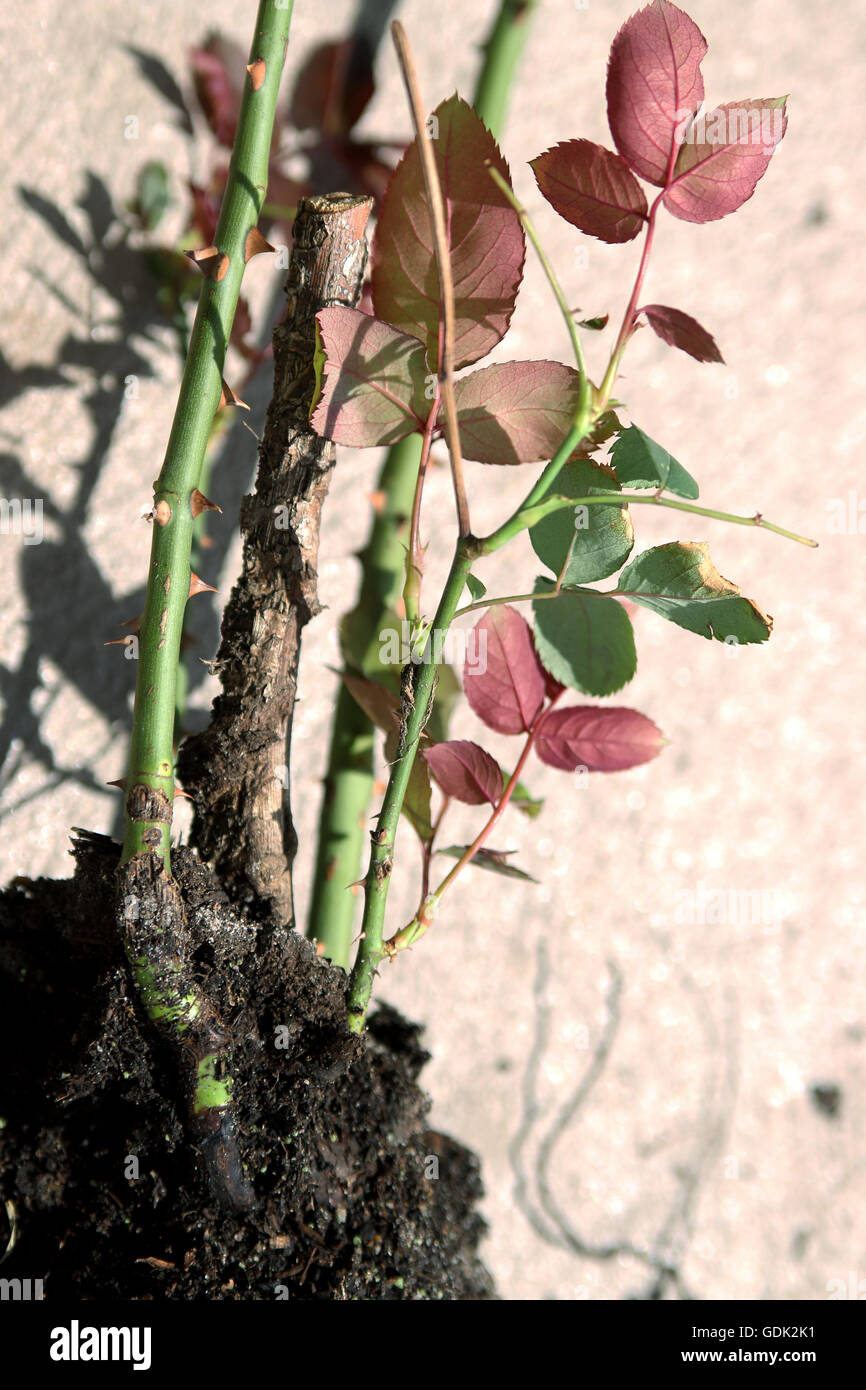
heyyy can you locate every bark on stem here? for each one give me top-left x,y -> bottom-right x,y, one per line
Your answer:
178,194 -> 374,929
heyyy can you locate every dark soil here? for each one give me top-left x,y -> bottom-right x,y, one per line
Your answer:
0,832 -> 493,1300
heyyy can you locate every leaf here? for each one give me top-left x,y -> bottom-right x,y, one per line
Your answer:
370,94 -> 525,370
463,606 -> 546,735
385,726 -> 434,841
616,542 -> 773,642
311,307 -> 429,447
341,672 -> 400,733
531,139 -> 648,243
454,361 -> 582,464
438,846 -> 537,883
609,424 -> 699,498
508,775 -> 544,819
606,0 -> 708,186
530,459 -> 634,584
131,161 -> 170,231
642,304 -> 723,365
535,705 -> 665,772
532,579 -> 637,696
190,36 -> 244,148
465,574 -> 487,603
665,98 -> 788,223
423,740 -> 501,806
570,408 -> 623,461
578,314 -> 609,332
287,36 -> 375,136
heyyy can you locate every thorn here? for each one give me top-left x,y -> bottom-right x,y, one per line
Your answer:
218,378 -> 250,411
246,57 -> 266,91
106,777 -> 127,790
190,488 -> 222,519
104,636 -> 136,648
173,787 -> 193,801
244,226 -> 274,262
368,490 -> 386,513
188,572 -> 217,599
141,498 -> 171,526
121,615 -> 142,634
184,246 -> 230,281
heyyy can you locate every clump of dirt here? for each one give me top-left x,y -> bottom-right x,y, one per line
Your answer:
0,832 -> 493,1300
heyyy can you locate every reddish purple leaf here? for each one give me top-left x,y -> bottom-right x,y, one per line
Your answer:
370,95 -> 525,370
642,304 -> 724,364
423,740 -> 502,806
188,180 -> 222,245
606,1 -> 707,187
288,37 -> 375,136
341,672 -> 400,734
453,361 -> 581,464
664,98 -> 788,222
311,307 -> 429,447
531,139 -> 648,243
190,37 -> 244,148
535,706 -> 664,773
464,606 -> 546,735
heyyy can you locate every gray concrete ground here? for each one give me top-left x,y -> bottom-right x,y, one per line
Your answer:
1,0 -> 864,1299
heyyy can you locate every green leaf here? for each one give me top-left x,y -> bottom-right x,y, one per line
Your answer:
578,314 -> 609,331
465,573 -> 487,603
616,543 -> 772,643
507,775 -> 544,819
132,160 -> 170,231
532,578 -> 637,695
438,846 -> 537,882
609,424 -> 699,499
530,459 -> 634,585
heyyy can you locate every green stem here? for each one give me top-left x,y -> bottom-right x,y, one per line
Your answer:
473,0 -> 539,137
346,542 -> 476,1030
306,0 -> 533,961
306,435 -> 418,970
118,0 -> 294,1146
488,165 -> 588,386
479,489 -> 818,565
122,0 -> 294,869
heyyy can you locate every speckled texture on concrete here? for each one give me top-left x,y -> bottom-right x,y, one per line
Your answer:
1,0 -> 864,1300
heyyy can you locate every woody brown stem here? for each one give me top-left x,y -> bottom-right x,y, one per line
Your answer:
178,194 -> 373,929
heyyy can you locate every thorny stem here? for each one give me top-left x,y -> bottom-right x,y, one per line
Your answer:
307,0 -> 533,963
117,0 -> 294,1147
391,22 -> 471,539
121,0 -> 293,869
346,541 -> 476,1031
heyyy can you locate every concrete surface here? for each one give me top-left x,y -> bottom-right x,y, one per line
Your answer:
1,0 -> 864,1300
